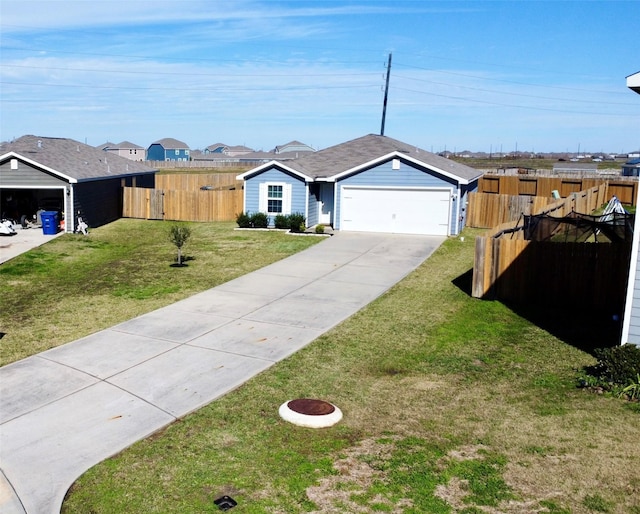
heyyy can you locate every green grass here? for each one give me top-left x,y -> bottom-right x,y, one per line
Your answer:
0,219 -> 321,365
4,220 -> 639,513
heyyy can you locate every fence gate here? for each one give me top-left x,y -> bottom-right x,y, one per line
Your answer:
123,187 -> 164,220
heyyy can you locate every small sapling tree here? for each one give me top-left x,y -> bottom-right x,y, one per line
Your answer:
168,224 -> 191,266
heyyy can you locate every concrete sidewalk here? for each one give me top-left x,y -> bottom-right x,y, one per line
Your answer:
0,232 -> 444,514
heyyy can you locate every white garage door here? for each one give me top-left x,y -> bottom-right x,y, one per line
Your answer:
340,186 -> 451,235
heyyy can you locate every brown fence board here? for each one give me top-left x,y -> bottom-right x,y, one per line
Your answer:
122,187 -> 164,220
155,173 -> 242,191
470,184 -> 627,305
478,175 -> 637,206
123,187 -> 243,222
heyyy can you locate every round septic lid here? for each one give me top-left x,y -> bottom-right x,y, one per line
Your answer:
279,399 -> 343,428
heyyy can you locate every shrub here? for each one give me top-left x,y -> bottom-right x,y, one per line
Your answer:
315,224 -> 325,234
168,224 -> 191,265
288,212 -> 306,233
274,214 -> 290,230
593,344 -> 640,385
621,374 -> 640,400
236,212 -> 251,228
250,211 -> 269,228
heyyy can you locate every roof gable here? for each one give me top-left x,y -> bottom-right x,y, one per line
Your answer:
236,160 -> 313,182
280,134 -> 482,184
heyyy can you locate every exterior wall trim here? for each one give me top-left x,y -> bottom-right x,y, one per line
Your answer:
0,151 -> 77,183
621,181 -> 640,344
327,151 -> 477,185
236,161 -> 313,182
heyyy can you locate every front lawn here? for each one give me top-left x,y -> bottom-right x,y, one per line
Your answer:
59,226 -> 640,513
0,219 -> 321,365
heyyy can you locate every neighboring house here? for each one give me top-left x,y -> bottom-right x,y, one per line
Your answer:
552,162 -> 598,174
101,141 -> 146,161
236,134 -> 482,236
202,144 -> 253,156
273,140 -> 315,155
621,71 -> 640,347
622,158 -> 640,177
96,142 -> 115,151
147,138 -> 190,161
225,145 -> 254,157
0,135 -> 156,233
204,143 -> 228,154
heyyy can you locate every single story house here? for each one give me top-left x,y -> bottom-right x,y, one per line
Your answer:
0,135 -> 156,233
236,134 -> 482,236
621,72 -> 640,346
147,138 -> 190,162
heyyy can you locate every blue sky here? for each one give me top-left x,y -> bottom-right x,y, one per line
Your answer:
1,0 -> 639,153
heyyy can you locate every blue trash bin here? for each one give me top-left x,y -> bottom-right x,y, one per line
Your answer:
41,211 -> 59,235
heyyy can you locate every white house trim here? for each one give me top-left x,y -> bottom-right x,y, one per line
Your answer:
326,151 -> 476,185
259,182 -> 292,215
1,151 -> 78,183
236,161 -> 313,182
621,181 -> 640,343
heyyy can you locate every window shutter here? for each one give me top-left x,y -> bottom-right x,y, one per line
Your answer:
259,183 -> 267,212
283,183 -> 292,215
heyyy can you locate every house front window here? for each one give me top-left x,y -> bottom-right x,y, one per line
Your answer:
259,182 -> 292,215
268,184 -> 283,214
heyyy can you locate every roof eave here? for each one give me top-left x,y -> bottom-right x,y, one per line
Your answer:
0,151 -> 78,183
329,151 -> 481,185
626,71 -> 640,95
236,160 -> 313,182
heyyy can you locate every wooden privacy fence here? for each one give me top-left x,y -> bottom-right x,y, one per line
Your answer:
155,173 -> 242,191
478,175 -> 637,204
467,194 -> 552,228
472,238 -> 631,311
468,183 -> 614,229
122,187 -> 244,222
471,185 -> 629,308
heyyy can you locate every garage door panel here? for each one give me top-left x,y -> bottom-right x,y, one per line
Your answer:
341,187 -> 450,235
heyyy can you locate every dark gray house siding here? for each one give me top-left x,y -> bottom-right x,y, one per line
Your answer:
1,136 -> 157,233
0,159 -> 67,187
73,174 -> 154,229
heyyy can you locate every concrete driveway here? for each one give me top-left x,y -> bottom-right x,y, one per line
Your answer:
0,231 -> 445,514
0,226 -> 63,265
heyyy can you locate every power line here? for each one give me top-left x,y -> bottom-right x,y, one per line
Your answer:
395,61 -> 632,96
394,73 -> 639,107
393,86 -> 638,117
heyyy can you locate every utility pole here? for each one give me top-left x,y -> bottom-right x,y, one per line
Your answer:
380,53 -> 392,136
